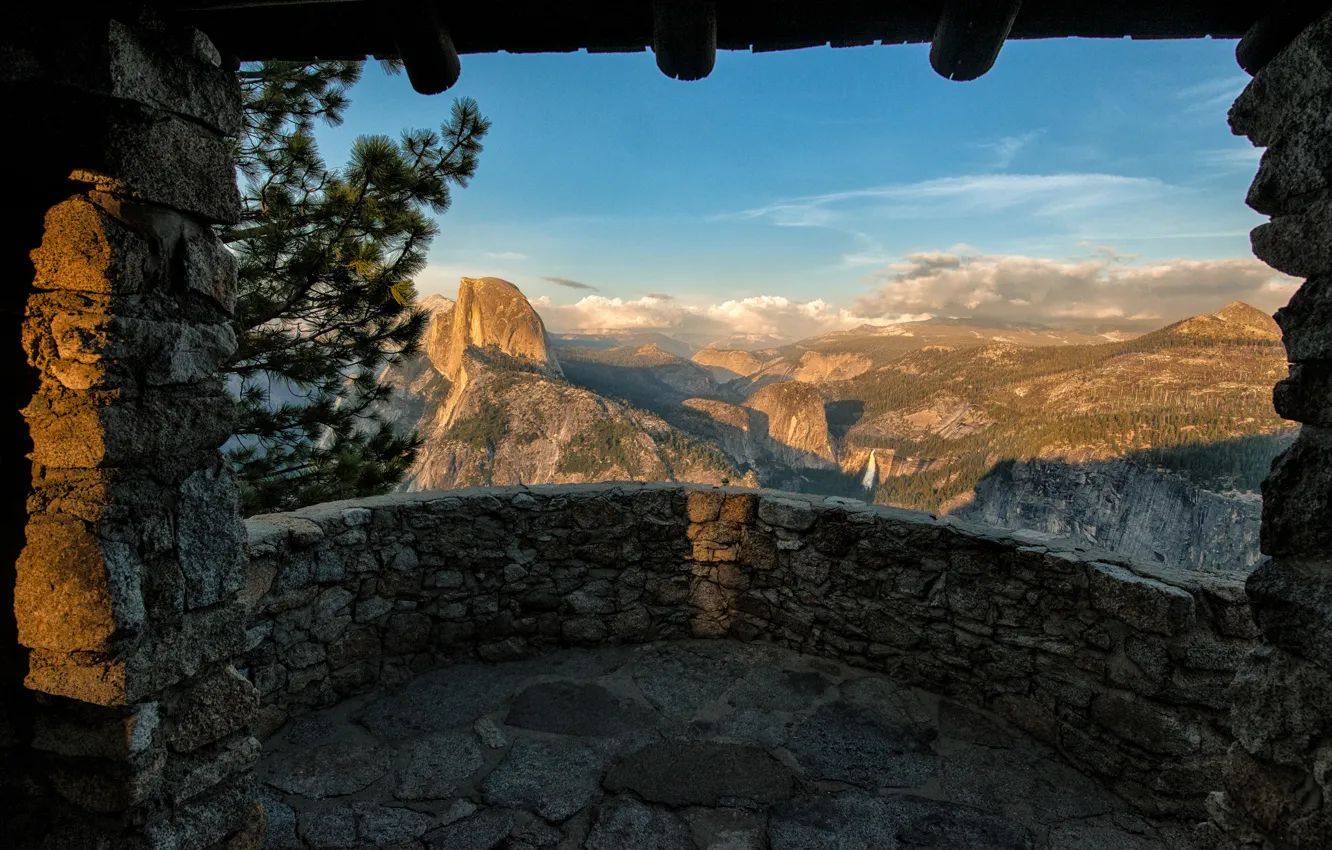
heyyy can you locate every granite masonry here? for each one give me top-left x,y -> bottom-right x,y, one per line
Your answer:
242,483 -> 1258,823
1202,8 -> 1332,848
3,10 -> 258,850
4,6 -> 1332,850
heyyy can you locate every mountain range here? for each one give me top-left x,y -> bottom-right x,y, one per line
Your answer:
385,278 -> 1293,571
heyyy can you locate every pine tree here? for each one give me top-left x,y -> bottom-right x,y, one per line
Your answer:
222,61 -> 491,514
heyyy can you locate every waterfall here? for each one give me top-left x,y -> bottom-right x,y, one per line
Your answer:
861,450 -> 877,490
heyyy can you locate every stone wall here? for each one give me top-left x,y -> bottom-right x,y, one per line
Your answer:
3,9 -> 258,849
1207,9 -> 1332,848
242,483 -> 1258,821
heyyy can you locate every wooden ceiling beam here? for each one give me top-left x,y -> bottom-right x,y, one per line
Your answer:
389,0 -> 460,94
1236,2 -> 1330,75
653,0 -> 717,81
930,0 -> 1023,81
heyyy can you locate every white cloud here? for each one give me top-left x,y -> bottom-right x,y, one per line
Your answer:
486,251 -> 528,260
980,130 -> 1045,169
729,173 -> 1169,230
1196,146 -> 1263,170
1178,74 -> 1251,113
534,293 -> 904,343
856,250 -> 1298,330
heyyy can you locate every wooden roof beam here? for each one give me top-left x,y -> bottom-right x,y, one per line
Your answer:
930,0 -> 1023,82
390,0 -> 461,94
1236,2 -> 1330,75
653,0 -> 717,81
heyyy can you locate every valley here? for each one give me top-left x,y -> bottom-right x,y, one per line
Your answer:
388,279 -> 1294,572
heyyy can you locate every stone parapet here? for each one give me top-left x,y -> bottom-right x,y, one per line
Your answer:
243,483 -> 1257,821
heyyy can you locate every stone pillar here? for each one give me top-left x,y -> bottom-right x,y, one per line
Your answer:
1206,10 -> 1332,848
2,9 -> 260,849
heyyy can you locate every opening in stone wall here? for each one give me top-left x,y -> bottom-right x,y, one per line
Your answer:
6,4 -> 1331,850
227,35 -> 1297,580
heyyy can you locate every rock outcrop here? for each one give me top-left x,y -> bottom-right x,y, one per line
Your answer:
439,276 -> 562,380
741,381 -> 835,468
393,278 -> 738,491
691,348 -> 767,382
953,457 -> 1262,572
791,350 -> 872,382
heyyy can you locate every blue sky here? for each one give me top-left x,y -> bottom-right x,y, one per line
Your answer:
316,36 -> 1294,340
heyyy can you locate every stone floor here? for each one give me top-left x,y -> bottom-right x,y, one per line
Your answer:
257,640 -> 1196,850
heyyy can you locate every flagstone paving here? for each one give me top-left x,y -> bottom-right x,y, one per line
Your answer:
256,640 -> 1197,849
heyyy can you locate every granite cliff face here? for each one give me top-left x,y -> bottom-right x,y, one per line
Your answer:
393,278 -> 737,490
691,348 -> 765,382
741,381 -> 836,468
953,457 -> 1263,572
440,276 -> 562,380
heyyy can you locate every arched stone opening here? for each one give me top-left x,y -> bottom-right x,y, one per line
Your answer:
0,4 -> 1328,848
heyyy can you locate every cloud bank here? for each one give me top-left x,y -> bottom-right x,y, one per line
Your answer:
425,248 -> 1297,344
532,293 -> 922,343
857,250 -> 1297,331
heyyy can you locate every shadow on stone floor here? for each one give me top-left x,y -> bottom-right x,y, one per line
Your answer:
256,640 -> 1197,850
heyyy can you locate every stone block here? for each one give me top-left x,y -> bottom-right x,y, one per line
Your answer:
30,700 -> 159,762
758,496 -> 817,531
15,515 -> 145,655
383,612 -> 432,655
177,465 -> 243,610
1277,274 -> 1332,361
1250,199 -> 1332,277
1087,562 -> 1195,636
47,755 -> 160,813
687,489 -> 724,522
1222,742 -> 1316,835
611,607 -> 650,639
144,773 -> 257,850
720,493 -> 757,523
569,494 -> 630,530
567,580 -> 615,615
286,641 -> 327,669
169,666 -> 258,753
28,196 -> 155,295
1262,428 -> 1332,558
1090,691 -> 1201,756
25,648 -> 129,705
61,98 -> 240,223
165,734 -> 262,804
1230,644 -> 1332,768
1230,10 -> 1332,147
810,517 -> 859,556
1247,557 -> 1332,662
127,602 -> 247,699
6,18 -> 242,134
1245,102 -> 1332,217
26,392 -> 233,471
1201,581 -> 1262,640
44,313 -> 236,389
327,625 -> 381,669
562,616 -> 608,643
